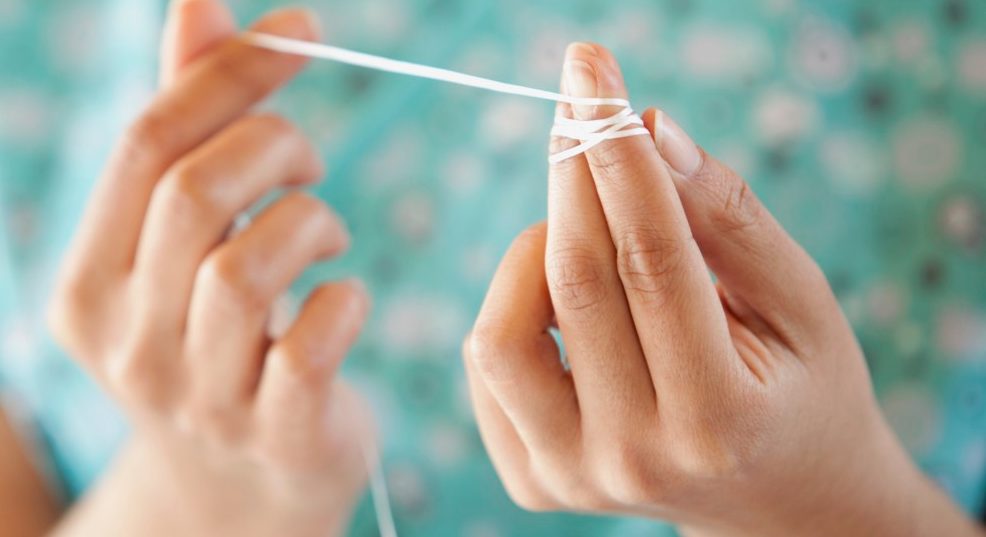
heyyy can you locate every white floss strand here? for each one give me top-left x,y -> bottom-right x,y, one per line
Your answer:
241,32 -> 650,164
360,435 -> 398,537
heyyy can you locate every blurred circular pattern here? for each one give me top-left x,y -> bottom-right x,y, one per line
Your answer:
892,116 -> 962,191
882,383 -> 942,456
753,87 -> 819,146
892,21 -> 930,64
820,131 -> 886,196
790,17 -> 858,92
681,24 -> 772,82
936,305 -> 986,362
939,194 -> 984,250
0,88 -> 52,150
957,38 -> 986,94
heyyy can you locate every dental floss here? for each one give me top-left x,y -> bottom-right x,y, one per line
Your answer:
241,32 -> 650,164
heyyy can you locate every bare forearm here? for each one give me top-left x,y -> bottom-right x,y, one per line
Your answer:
0,408 -> 60,537
51,439 -> 193,537
52,435 -> 356,537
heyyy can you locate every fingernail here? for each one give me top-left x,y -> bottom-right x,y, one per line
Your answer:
654,111 -> 701,176
563,51 -> 598,119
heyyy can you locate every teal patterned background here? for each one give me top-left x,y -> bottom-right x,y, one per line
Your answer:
1,1 -> 985,536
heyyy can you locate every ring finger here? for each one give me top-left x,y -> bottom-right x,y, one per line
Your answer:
183,192 -> 349,421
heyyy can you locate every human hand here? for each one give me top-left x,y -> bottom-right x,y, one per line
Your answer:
47,3 -> 371,536
465,43 -> 981,537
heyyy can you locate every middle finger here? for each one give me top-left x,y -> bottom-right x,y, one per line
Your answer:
561,43 -> 741,402
547,93 -> 656,429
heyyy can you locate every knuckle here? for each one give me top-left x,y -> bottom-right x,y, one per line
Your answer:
614,226 -> 691,298
530,454 -> 610,511
158,162 -> 224,218
211,52 -> 269,102
106,337 -> 168,410
47,270 -> 97,358
282,192 -> 337,233
268,342 -> 318,381
691,161 -> 766,238
284,194 -> 345,256
561,488 -> 610,512
503,480 -> 556,513
664,388 -> 769,482
247,114 -> 322,175
587,147 -> 638,184
594,439 -> 663,507
466,324 -> 516,383
545,245 -> 608,311
669,430 -> 746,482
710,175 -> 763,237
198,250 -> 269,312
121,110 -> 179,166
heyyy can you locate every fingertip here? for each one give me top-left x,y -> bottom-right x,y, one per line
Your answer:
297,147 -> 327,186
561,41 -> 627,118
254,7 -> 323,42
342,278 -> 372,317
564,42 -> 599,62
640,107 -> 661,144
654,111 -> 702,177
161,0 -> 236,86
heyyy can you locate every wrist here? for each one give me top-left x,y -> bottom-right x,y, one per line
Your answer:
129,432 -> 363,537
681,420 -> 980,537
56,433 -> 360,537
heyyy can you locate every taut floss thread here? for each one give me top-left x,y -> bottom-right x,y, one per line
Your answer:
241,31 -> 650,537
242,32 -> 649,164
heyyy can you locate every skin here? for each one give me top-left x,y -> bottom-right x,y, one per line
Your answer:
1,2 -> 373,536
465,43 -> 985,536
0,410 -> 60,536
1,3 -> 981,536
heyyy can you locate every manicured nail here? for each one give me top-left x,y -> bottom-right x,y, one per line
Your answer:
563,46 -> 598,119
654,111 -> 701,176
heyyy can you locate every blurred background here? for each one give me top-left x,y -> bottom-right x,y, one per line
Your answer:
1,0 -> 985,535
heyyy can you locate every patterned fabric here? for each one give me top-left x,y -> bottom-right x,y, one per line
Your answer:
2,0 -> 985,535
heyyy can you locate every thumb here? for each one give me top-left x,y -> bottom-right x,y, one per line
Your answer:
642,108 -> 842,351
159,0 -> 236,88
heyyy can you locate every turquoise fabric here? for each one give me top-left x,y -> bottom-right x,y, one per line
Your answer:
2,1 -> 985,535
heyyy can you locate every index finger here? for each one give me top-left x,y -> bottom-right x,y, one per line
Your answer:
561,43 -> 743,396
70,9 -> 320,274
468,222 -> 580,452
